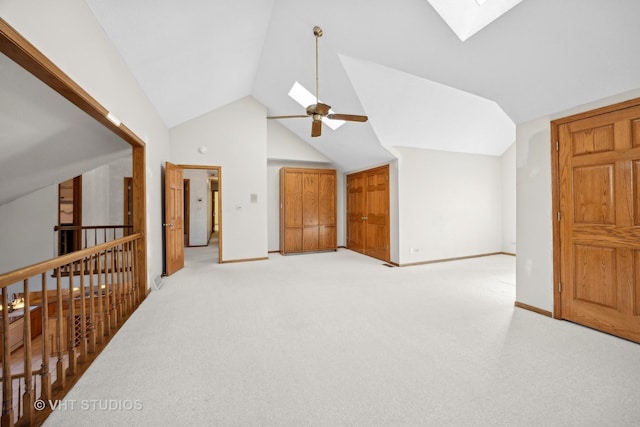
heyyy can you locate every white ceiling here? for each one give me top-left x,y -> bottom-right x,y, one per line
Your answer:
3,0 -> 630,173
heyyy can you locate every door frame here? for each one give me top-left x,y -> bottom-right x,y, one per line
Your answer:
178,164 -> 223,263
183,178 -> 191,247
551,96 -> 640,319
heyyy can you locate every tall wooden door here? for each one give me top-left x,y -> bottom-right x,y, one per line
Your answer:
164,162 -> 184,276
318,172 -> 337,249
557,104 -> 640,343
280,168 -> 336,254
347,165 -> 390,262
365,166 -> 390,261
347,173 -> 365,251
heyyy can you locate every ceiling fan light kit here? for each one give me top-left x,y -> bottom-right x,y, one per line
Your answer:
267,26 -> 368,137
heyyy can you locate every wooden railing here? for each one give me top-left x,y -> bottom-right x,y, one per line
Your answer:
55,225 -> 133,256
54,225 -> 133,277
0,232 -> 145,426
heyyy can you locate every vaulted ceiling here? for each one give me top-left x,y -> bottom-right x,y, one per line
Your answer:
80,0 -> 640,171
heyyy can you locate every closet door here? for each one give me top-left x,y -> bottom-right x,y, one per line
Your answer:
347,173 -> 365,252
318,171 -> 336,250
281,169 -> 303,253
346,165 -> 389,262
280,168 -> 336,254
302,172 -> 319,250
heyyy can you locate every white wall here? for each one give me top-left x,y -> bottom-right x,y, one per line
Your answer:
0,186 -> 58,275
393,147 -> 502,265
183,169 -> 210,246
501,142 -> 516,254
82,165 -> 110,226
169,97 -> 267,262
515,88 -> 640,313
109,156 -> 132,224
1,0 -> 172,288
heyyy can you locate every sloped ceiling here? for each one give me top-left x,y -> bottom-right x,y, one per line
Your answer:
81,0 -> 640,171
4,0 -> 640,197
0,52 -> 130,207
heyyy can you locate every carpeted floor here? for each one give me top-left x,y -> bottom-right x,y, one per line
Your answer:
44,249 -> 640,426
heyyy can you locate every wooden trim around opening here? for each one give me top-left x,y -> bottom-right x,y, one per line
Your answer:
514,301 -> 553,318
0,17 -> 148,292
0,18 -> 145,148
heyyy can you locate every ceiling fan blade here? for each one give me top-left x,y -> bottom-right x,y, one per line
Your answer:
266,115 -> 309,119
311,119 -> 322,137
327,113 -> 368,122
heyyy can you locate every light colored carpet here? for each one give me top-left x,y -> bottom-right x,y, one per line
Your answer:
44,249 -> 640,426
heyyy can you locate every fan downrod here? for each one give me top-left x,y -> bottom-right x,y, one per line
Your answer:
313,26 -> 323,38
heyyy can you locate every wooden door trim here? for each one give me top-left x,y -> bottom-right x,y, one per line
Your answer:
0,18 -> 145,148
551,96 -> 640,319
178,164 -> 222,263
183,179 -> 190,247
1,18 -> 148,293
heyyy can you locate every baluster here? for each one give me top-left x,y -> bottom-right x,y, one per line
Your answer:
78,261 -> 88,363
88,254 -> 96,353
21,278 -> 34,424
1,288 -> 14,426
67,264 -> 77,376
97,251 -> 106,340
132,239 -> 139,306
54,267 -> 65,390
117,243 -> 125,319
40,272 -> 52,402
110,247 -> 118,329
126,241 -> 133,314
131,240 -> 137,308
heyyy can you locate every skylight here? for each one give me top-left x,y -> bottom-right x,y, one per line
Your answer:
288,82 -> 345,130
427,0 -> 524,41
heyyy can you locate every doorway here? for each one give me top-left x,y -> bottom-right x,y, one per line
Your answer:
57,175 -> 82,255
179,165 -> 222,264
552,97 -> 640,343
346,164 -> 390,262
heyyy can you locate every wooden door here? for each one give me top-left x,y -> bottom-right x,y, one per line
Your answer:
123,177 -> 133,235
558,105 -> 640,342
164,162 -> 184,276
281,169 -> 303,253
365,166 -> 390,262
318,172 -> 336,250
347,173 -> 365,252
302,172 -> 319,250
347,165 -> 390,262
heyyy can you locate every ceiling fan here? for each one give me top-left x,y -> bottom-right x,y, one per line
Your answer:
266,26 -> 368,137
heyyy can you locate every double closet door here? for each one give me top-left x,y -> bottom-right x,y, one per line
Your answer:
280,168 -> 337,254
347,164 -> 390,262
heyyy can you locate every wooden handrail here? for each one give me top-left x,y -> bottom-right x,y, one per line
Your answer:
0,233 -> 142,288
